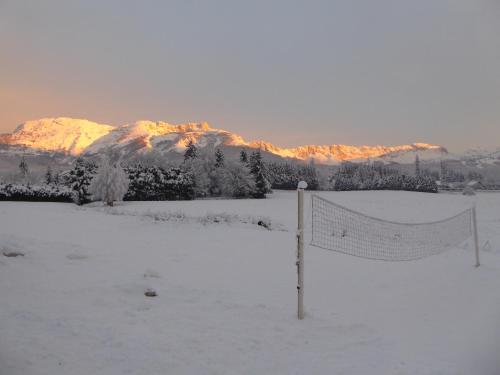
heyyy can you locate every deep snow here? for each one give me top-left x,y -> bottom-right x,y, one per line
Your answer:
1,191 -> 499,375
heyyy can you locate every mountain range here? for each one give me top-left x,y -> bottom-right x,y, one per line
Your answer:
0,117 -> 450,165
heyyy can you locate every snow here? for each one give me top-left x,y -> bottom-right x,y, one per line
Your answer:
1,191 -> 499,375
2,117 -> 446,164
5,118 -> 114,156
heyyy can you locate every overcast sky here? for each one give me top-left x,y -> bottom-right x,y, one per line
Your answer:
1,0 -> 499,151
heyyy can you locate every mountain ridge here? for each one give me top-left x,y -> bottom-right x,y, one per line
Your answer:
0,117 -> 448,164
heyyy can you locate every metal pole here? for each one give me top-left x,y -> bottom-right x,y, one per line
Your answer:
297,181 -> 307,320
472,206 -> 480,267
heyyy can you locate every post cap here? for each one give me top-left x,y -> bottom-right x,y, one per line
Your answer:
297,181 -> 308,190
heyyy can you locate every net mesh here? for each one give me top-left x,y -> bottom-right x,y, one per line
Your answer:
311,195 -> 473,261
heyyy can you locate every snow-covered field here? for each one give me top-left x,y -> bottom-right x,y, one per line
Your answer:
1,191 -> 499,375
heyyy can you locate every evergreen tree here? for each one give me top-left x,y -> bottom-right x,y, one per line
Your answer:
124,164 -> 195,201
19,156 -> 29,183
45,165 -> 53,185
302,164 -> 319,190
266,162 -> 298,189
53,172 -> 60,186
329,162 -> 437,193
249,151 -> 270,198
183,140 -> 198,161
239,149 -> 248,164
440,160 -> 447,183
214,148 -> 225,168
0,184 -> 73,203
63,158 -> 97,205
415,154 -> 421,177
333,175 -> 356,191
422,169 -> 439,181
89,156 -> 129,206
265,162 -> 321,190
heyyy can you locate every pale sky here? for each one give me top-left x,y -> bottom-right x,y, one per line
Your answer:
1,0 -> 499,151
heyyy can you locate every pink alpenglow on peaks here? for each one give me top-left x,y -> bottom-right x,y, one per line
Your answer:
0,117 -> 447,164
0,118 -> 115,156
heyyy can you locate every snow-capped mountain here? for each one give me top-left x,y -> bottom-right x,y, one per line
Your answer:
0,118 -> 114,156
0,117 -> 448,164
251,142 -> 446,164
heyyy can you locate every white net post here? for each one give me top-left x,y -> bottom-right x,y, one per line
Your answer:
296,181 -> 307,320
472,206 -> 480,267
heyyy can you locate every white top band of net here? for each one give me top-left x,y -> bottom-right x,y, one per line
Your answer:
310,195 -> 473,261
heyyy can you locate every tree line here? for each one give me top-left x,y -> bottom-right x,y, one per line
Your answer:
6,147 -> 480,204
330,162 -> 438,193
0,144 -> 272,205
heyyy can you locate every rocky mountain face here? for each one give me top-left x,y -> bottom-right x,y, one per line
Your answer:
0,117 -> 449,165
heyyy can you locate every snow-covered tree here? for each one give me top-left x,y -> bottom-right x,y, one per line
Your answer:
249,151 -> 271,198
220,162 -> 255,198
214,148 -> 225,168
265,162 -> 320,190
45,165 -> 53,185
52,171 -> 61,186
415,154 -> 421,177
184,150 -> 223,197
124,164 -> 195,201
89,156 -> 129,206
334,175 -> 356,191
184,140 -> 198,161
302,164 -> 319,190
329,162 -> 437,193
63,158 -> 97,205
19,156 -> 29,184
239,149 -> 248,164
0,183 -> 73,202
440,160 -> 447,183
